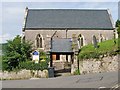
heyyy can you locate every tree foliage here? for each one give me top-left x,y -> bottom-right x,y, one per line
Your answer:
117,25 -> 120,37
115,19 -> 120,51
115,19 -> 120,27
117,25 -> 120,51
3,35 -> 33,71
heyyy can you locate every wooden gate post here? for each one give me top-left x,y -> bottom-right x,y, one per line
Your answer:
50,52 -> 53,67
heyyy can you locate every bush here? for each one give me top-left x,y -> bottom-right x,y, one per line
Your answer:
3,35 -> 33,71
19,60 -> 49,71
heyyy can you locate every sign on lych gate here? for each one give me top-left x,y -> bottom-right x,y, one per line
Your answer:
32,51 -> 39,63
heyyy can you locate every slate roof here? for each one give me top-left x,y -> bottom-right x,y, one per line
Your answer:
25,9 -> 114,30
51,38 -> 73,53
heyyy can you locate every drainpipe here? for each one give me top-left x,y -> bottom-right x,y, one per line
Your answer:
66,29 -> 68,62
66,29 -> 68,38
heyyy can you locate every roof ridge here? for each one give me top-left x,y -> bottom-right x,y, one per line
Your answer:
28,9 -> 108,11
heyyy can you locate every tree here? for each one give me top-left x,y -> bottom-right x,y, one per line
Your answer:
117,25 -> 120,37
3,35 -> 33,71
117,25 -> 120,50
115,19 -> 120,27
115,20 -> 120,50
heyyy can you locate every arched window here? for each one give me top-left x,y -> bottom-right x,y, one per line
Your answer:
36,34 -> 43,48
40,37 -> 42,48
78,34 -> 84,49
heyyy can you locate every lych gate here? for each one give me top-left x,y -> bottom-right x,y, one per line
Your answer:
49,38 -> 74,73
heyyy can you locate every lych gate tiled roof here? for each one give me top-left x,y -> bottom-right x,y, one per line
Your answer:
25,9 -> 114,30
51,38 -> 73,53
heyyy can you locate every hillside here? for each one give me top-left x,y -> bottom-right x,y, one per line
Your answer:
0,43 -> 7,55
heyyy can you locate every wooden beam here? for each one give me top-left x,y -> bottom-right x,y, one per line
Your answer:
50,52 -> 53,67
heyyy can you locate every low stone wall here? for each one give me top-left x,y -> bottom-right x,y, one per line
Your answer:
1,69 -> 48,80
79,55 -> 119,74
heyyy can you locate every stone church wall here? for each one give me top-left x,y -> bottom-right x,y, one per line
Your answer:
24,29 -> 113,51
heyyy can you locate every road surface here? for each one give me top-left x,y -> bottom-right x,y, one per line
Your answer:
1,71 -> 119,89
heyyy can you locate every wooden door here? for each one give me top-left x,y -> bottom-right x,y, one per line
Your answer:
52,54 -> 56,60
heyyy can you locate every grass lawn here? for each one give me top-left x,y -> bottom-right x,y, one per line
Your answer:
79,39 -> 119,59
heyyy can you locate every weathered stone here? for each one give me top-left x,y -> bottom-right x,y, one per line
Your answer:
79,55 -> 118,75
41,70 -> 48,78
1,69 -> 48,80
43,69 -> 48,78
71,64 -> 76,74
38,70 -> 42,77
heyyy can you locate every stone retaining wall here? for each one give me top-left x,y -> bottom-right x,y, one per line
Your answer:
1,69 -> 48,80
79,55 -> 119,74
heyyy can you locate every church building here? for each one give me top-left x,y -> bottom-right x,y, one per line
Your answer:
22,7 -> 115,69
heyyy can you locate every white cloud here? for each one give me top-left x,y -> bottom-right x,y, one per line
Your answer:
3,6 -> 24,21
0,33 -> 14,43
4,7 -> 24,15
1,1 -> 118,43
1,0 -> 120,2
2,6 -> 24,33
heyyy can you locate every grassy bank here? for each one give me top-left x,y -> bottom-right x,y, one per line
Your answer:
78,39 -> 119,60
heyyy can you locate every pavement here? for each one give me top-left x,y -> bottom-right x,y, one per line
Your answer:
1,71 -> 119,88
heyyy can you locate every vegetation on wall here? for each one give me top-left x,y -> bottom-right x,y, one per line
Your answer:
73,69 -> 80,75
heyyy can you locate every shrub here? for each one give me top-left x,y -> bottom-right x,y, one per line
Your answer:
19,60 -> 49,71
3,35 -> 33,71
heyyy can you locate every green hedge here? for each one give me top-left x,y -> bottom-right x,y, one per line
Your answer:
2,60 -> 49,71
19,61 -> 48,71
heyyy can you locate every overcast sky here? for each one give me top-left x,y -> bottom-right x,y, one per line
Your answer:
1,0 -> 119,43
